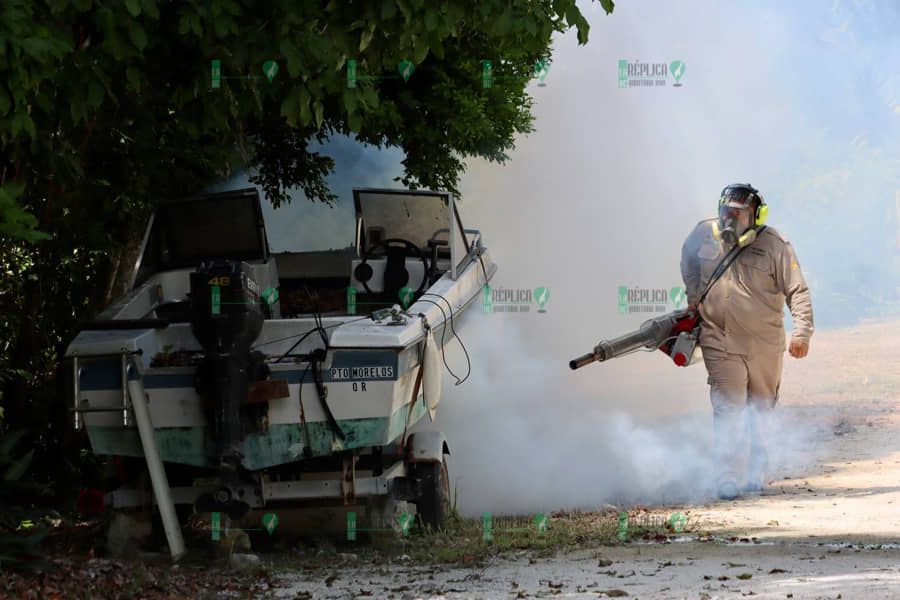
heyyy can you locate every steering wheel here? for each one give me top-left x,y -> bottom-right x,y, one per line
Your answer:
354,238 -> 429,298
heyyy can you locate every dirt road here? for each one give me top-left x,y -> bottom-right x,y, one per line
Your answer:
271,319 -> 900,599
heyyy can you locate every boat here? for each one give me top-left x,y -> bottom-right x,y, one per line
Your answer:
64,186 -> 496,554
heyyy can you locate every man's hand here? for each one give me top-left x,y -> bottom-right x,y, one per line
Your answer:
789,338 -> 809,358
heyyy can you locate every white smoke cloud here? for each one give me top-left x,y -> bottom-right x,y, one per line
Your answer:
412,0 -> 885,515
422,309 -> 825,516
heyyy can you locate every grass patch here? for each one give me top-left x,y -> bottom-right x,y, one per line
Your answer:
267,507 -> 710,570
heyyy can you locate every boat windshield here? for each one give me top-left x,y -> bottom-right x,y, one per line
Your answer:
134,189 -> 267,285
263,194 -> 356,254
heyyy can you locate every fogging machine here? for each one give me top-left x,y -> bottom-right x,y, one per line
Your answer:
570,228 -> 762,371
569,309 -> 701,370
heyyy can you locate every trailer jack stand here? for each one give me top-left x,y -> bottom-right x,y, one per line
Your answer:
126,359 -> 186,561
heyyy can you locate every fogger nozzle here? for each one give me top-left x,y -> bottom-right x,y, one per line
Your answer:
568,310 -> 691,370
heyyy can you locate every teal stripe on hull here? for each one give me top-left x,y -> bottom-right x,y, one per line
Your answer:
85,399 -> 427,470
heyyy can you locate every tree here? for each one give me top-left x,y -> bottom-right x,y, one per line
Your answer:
0,0 -> 612,483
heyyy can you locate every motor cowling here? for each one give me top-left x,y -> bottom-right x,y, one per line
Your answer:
189,260 -> 263,354
189,261 -> 264,467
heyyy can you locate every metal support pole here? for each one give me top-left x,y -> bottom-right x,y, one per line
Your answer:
121,352 -> 130,427
126,359 -> 185,561
72,355 -> 81,431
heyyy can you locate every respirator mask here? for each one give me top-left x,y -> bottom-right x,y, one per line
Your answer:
718,204 -> 753,246
714,184 -> 767,248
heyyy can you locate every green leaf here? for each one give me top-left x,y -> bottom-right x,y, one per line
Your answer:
0,86 -> 10,117
395,0 -> 412,19
141,0 -> 160,19
381,0 -> 396,20
600,0 -> 615,15
413,35 -> 428,63
11,113 -> 25,137
359,27 -> 374,52
424,12 -> 438,32
497,7 -> 513,34
576,14 -> 590,44
361,85 -> 379,109
34,90 -> 52,113
428,32 -> 444,60
97,8 -> 123,56
0,430 -> 27,459
3,449 -> 32,481
126,66 -> 141,91
124,0 -> 141,17
313,100 -> 324,129
0,189 -> 49,243
348,111 -> 362,132
280,39 -> 303,78
214,17 -> 230,38
280,90 -> 298,125
342,87 -> 357,113
87,80 -> 104,108
299,92 -> 312,126
69,98 -> 84,125
223,0 -> 241,16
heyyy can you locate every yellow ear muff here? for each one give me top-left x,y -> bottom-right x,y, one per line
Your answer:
755,203 -> 768,226
737,229 -> 757,247
711,221 -> 720,240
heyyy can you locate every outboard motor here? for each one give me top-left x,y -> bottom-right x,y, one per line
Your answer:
189,260 -> 264,476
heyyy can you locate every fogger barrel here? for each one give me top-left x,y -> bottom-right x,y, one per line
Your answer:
569,310 -> 689,370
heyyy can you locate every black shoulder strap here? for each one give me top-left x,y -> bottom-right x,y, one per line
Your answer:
697,226 -> 767,307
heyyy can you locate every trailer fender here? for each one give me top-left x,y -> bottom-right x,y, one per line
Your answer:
406,431 -> 450,464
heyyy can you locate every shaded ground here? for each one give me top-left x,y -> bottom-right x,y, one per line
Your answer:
0,555 -> 272,600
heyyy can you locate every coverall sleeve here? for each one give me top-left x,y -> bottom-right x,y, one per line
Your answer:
680,225 -> 703,306
775,241 -> 814,342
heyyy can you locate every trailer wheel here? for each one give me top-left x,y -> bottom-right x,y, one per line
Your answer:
414,458 -> 450,532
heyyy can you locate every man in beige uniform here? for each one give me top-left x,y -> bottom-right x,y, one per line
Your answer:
680,183 -> 814,500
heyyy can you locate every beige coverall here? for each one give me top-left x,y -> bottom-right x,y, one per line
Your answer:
680,219 -> 814,487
